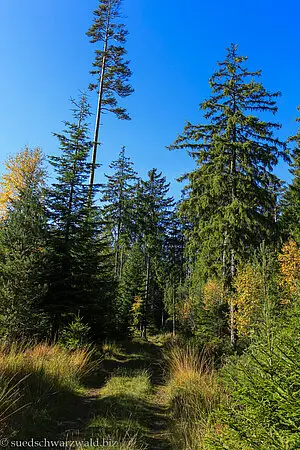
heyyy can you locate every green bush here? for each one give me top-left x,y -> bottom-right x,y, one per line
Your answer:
59,315 -> 91,350
206,300 -> 300,450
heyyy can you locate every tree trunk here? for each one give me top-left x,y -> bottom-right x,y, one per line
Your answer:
230,248 -> 236,346
172,285 -> 176,337
143,255 -> 151,340
88,3 -> 111,201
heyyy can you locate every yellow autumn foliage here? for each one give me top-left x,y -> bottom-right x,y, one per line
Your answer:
130,295 -> 143,329
203,277 -> 224,309
0,147 -> 45,219
233,265 -> 263,337
278,239 -> 300,301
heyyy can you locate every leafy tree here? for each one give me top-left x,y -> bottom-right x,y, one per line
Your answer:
46,95 -> 114,339
101,146 -> 138,277
278,239 -> 300,303
169,44 -> 288,344
86,0 -> 133,195
0,147 -> 45,219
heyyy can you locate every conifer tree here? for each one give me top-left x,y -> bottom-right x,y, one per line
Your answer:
117,242 -> 146,335
86,0 -> 133,195
101,147 -> 137,277
282,107 -> 300,243
0,183 -> 48,341
46,95 -> 114,338
136,169 -> 175,337
170,44 -> 288,345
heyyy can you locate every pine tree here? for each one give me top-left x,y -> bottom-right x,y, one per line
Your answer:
101,147 -> 138,277
0,183 -> 48,341
169,44 -> 288,345
282,107 -> 300,243
86,0 -> 133,195
136,169 -> 175,337
117,242 -> 146,335
46,95 -> 114,339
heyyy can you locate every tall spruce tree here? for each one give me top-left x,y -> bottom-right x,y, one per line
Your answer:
117,242 -> 146,335
86,0 -> 133,195
282,107 -> 300,243
46,95 -> 114,339
136,169 -> 175,337
170,44 -> 288,345
0,183 -> 48,341
101,147 -> 138,277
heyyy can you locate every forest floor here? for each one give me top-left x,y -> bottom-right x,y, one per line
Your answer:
52,337 -> 172,449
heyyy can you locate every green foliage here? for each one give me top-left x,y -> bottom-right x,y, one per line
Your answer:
169,43 -> 288,346
59,315 -> 91,350
282,106 -> 300,243
86,0 -> 134,120
46,95 -> 115,338
136,169 -> 175,333
101,146 -> 138,278
118,243 -> 146,335
0,185 -> 49,342
170,44 -> 287,281
207,299 -> 300,449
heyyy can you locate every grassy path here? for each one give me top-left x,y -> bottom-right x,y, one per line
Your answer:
58,338 -> 172,449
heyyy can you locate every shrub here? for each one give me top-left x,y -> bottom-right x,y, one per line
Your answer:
59,315 -> 91,350
207,299 -> 300,449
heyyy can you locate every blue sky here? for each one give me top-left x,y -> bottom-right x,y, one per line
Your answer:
1,0 -> 299,199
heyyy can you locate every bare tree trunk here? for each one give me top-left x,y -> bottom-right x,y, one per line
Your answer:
143,255 -> 151,340
172,285 -> 176,338
230,248 -> 236,346
88,2 -> 111,201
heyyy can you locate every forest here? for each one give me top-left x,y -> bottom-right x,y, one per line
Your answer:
0,0 -> 300,449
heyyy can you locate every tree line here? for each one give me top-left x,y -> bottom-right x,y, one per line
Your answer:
1,0 -> 300,353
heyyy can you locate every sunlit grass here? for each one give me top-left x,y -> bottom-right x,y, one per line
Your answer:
162,344 -> 229,449
0,341 -> 98,437
0,342 -> 94,391
87,367 -> 152,449
101,368 -> 151,399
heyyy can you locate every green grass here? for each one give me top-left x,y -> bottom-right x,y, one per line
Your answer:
0,337 -> 172,449
87,369 -> 151,449
85,339 -> 171,449
101,368 -> 151,398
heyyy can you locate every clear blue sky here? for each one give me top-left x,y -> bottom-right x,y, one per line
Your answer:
1,0 -> 299,198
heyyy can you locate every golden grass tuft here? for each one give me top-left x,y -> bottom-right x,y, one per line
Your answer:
163,344 -> 228,449
0,342 -> 93,390
0,341 -> 97,437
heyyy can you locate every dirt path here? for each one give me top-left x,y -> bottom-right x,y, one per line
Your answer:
57,338 -> 172,449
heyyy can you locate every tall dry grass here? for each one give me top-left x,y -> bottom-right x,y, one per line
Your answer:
163,344 -> 228,449
0,341 -> 95,437
0,342 -> 93,389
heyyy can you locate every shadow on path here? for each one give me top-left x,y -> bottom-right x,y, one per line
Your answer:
52,339 -> 171,449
